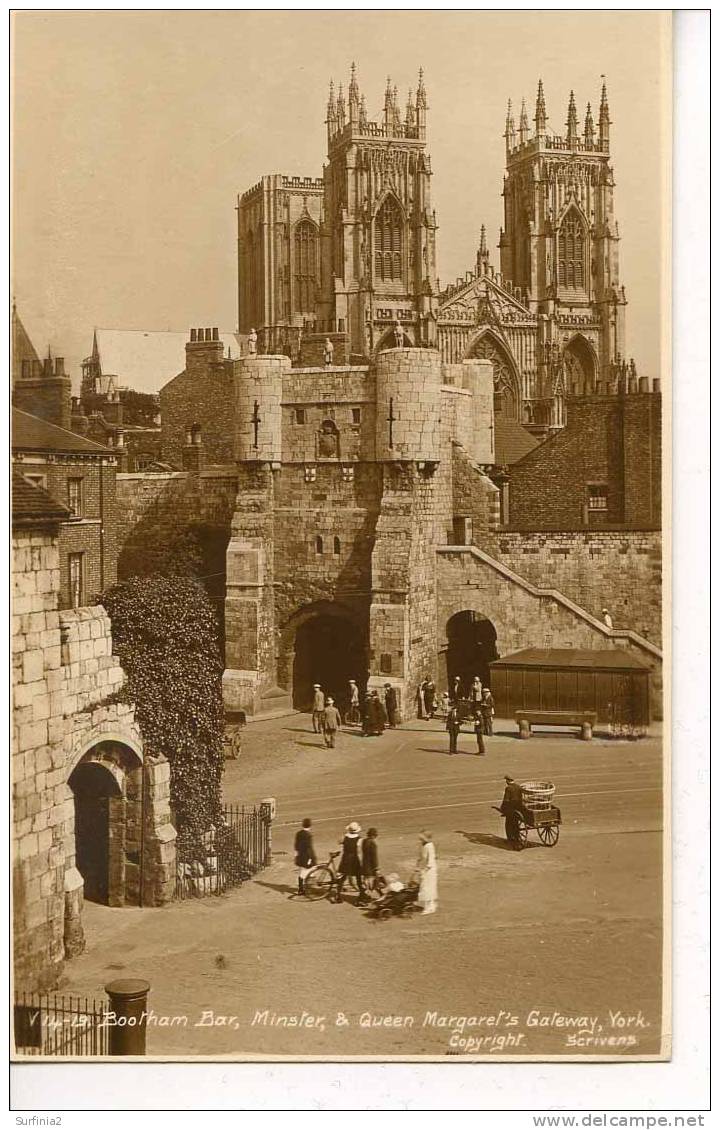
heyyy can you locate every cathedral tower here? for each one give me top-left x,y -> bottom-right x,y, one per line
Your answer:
498,79 -> 626,416
317,65 -> 439,358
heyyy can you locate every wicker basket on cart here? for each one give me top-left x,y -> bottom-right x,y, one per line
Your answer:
521,781 -> 556,811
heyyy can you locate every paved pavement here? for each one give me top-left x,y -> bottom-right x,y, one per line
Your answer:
61,714 -> 666,1060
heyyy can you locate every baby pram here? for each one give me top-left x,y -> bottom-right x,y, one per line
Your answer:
366,875 -> 419,920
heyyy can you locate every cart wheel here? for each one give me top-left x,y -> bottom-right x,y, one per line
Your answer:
378,907 -> 392,920
516,822 -> 528,847
538,824 -> 560,846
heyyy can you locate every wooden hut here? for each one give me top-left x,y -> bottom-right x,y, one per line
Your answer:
489,648 -> 652,728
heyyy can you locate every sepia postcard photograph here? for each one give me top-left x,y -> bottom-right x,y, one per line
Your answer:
10,9 -> 677,1074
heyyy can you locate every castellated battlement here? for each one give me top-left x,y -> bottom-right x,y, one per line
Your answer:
231,347 -> 494,468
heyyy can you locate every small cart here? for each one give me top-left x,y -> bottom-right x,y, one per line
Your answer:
496,780 -> 562,848
516,804 -> 562,847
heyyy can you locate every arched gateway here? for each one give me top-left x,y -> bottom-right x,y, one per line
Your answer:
68,740 -> 143,907
278,601 -> 368,712
67,738 -> 176,911
444,610 -> 499,693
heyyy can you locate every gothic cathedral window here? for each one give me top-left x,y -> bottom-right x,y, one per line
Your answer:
557,209 -> 586,291
374,197 -> 403,282
294,221 -> 318,314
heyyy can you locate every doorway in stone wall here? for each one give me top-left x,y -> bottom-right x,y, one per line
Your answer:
68,742 -> 143,907
445,611 -> 499,696
291,610 -> 367,713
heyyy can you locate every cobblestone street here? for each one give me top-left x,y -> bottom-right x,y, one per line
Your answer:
59,713 -> 665,1059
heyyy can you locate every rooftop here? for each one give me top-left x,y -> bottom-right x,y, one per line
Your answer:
12,469 -> 71,525
494,417 -> 541,465
91,328 -> 248,396
491,648 -> 652,671
12,408 -> 112,455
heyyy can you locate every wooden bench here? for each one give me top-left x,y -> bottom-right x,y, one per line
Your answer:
514,710 -> 597,741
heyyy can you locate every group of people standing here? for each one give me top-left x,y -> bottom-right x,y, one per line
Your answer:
294,818 -> 438,914
311,680 -> 399,743
445,677 -> 495,755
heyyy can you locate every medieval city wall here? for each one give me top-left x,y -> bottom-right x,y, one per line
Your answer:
115,469 -> 237,578
12,528 -> 175,990
435,546 -> 662,716
485,529 -> 662,646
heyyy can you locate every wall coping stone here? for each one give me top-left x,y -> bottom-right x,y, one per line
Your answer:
441,385 -> 472,396
499,526 -> 661,535
437,544 -> 663,661
289,366 -> 370,376
117,471 -> 188,482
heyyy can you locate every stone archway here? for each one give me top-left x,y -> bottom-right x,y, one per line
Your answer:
444,610 -> 499,695
467,331 -> 522,420
278,601 -> 368,713
68,741 -> 143,907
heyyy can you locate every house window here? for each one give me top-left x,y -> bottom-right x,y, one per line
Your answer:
294,220 -> 318,314
69,553 -> 84,609
374,196 -> 403,282
295,408 -> 306,425
333,536 -> 341,555
304,466 -> 316,483
68,478 -> 83,517
22,472 -> 47,490
341,466 -> 354,482
351,408 -> 361,425
380,652 -> 393,674
587,485 -> 608,511
558,208 -> 586,290
315,535 -> 323,554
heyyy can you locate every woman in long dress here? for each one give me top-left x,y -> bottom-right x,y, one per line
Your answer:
416,831 -> 438,915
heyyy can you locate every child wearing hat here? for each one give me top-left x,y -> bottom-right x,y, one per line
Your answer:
333,821 -> 366,903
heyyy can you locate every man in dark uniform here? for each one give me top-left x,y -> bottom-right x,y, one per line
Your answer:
384,684 -> 398,728
500,775 -> 527,849
293,817 -> 317,896
446,703 -> 461,754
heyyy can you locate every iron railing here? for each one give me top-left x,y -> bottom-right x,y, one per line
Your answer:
14,990 -> 109,1057
175,802 -> 272,900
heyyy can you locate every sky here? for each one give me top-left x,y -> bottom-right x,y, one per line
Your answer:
12,11 -> 671,387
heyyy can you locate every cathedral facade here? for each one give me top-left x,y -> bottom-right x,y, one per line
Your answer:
237,68 -> 631,436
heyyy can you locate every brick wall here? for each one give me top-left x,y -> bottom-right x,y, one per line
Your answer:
15,457 -> 118,609
160,360 -> 235,468
13,375 -> 72,431
508,392 -> 662,530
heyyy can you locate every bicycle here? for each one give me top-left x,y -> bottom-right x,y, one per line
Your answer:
303,851 -> 383,902
303,850 -> 341,901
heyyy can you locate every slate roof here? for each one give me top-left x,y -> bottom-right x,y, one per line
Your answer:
12,469 -> 71,525
491,648 -> 652,671
93,328 -> 248,395
12,409 -> 112,454
494,418 -> 541,466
